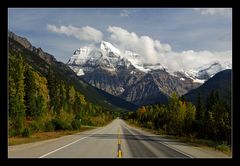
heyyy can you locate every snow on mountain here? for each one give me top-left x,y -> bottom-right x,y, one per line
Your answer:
67,41 -> 166,74
77,68 -> 85,76
192,78 -> 206,84
123,50 -> 144,71
67,41 -> 122,73
67,41 -> 231,83
178,61 -> 232,83
100,41 -> 120,55
197,61 -> 231,79
123,50 -> 166,72
68,46 -> 93,65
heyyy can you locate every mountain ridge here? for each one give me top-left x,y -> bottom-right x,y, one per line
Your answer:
8,31 -> 137,112
183,69 -> 231,105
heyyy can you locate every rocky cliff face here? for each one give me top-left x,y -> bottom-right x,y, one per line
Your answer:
120,69 -> 201,105
8,31 -> 56,64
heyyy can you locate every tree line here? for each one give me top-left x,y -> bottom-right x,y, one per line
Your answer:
124,91 -> 231,144
9,53 -> 115,137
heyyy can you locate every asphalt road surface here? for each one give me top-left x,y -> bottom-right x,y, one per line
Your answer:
8,119 -> 230,158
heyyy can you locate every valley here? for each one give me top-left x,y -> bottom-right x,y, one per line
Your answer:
8,31 -> 232,158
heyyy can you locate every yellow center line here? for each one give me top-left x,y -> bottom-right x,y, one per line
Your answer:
117,126 -> 122,158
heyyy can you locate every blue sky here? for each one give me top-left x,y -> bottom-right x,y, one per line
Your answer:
8,8 -> 232,70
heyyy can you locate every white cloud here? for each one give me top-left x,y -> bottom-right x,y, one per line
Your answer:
194,8 -> 232,16
120,10 -> 130,17
107,26 -> 171,63
47,24 -> 231,72
47,24 -> 103,42
107,26 -> 231,72
162,50 -> 232,72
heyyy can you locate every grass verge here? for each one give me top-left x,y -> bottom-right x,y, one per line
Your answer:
8,125 -> 96,146
125,120 -> 231,156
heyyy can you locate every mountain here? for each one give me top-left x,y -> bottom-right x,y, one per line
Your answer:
8,31 -> 56,65
67,41 -> 202,105
183,69 -> 231,105
68,41 -> 166,75
8,31 -> 137,112
120,72 -> 169,105
175,61 -> 232,84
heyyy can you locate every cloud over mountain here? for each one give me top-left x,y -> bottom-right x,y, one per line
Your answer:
47,24 -> 103,42
107,26 -> 172,63
47,24 -> 232,72
106,26 -> 231,72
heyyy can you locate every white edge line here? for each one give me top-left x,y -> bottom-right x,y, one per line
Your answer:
124,124 -> 194,158
39,127 -> 107,158
160,141 -> 194,158
123,124 -> 137,136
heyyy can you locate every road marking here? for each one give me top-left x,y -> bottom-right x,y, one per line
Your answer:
39,127 -> 107,158
123,124 -> 193,158
8,134 -> 76,152
118,127 -> 121,144
123,124 -> 138,136
159,141 -> 194,158
118,149 -> 122,158
117,126 -> 122,158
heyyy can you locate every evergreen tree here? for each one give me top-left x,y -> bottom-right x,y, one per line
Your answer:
24,65 -> 37,118
9,54 -> 26,135
46,68 -> 56,111
184,102 -> 196,135
195,93 -> 206,137
68,85 -> 76,112
167,93 -> 181,135
34,72 -> 49,116
35,95 -> 45,118
8,51 -> 114,136
205,90 -> 231,142
47,68 -> 60,114
73,92 -> 82,114
59,81 -> 67,111
206,90 -> 219,111
211,98 -> 231,143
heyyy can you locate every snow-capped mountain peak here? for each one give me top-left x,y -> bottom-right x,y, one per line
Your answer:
175,61 -> 232,83
68,41 -> 231,80
67,41 -> 167,75
74,47 -> 88,55
123,50 -> 166,72
67,41 -> 130,75
100,41 -> 121,56
68,46 -> 92,65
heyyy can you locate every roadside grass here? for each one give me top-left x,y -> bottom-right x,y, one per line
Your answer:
8,125 -> 96,146
8,119 -> 114,146
165,135 -> 231,156
125,120 -> 231,156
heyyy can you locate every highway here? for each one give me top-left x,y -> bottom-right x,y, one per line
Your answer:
8,119 -> 229,158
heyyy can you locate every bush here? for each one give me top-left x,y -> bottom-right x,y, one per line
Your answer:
216,144 -> 230,153
82,117 -> 93,126
44,121 -> 54,131
21,128 -> 32,137
30,121 -> 41,132
71,119 -> 81,130
145,121 -> 154,129
51,118 -> 72,130
9,130 -> 18,137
